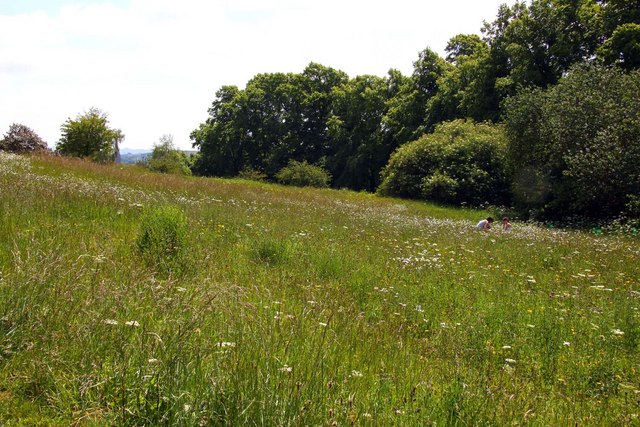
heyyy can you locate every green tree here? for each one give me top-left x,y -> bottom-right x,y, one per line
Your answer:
191,85 -> 249,176
599,23 -> 640,69
326,74 -> 390,191
482,0 -> 603,92
378,120 -> 511,206
56,108 -> 123,162
147,134 -> 192,176
428,35 -> 498,124
445,34 -> 488,64
503,64 -> 640,219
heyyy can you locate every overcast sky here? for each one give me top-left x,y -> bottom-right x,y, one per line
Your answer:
1,0 -> 510,151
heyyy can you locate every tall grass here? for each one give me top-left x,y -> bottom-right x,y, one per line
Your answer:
1,151 -> 639,425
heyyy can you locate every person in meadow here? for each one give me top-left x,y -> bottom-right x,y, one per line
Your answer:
502,217 -> 512,232
476,217 -> 494,230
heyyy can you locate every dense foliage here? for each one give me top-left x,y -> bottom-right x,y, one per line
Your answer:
0,123 -> 49,153
147,135 -> 192,176
191,0 -> 639,220
56,108 -> 123,162
275,160 -> 331,188
504,64 -> 640,219
378,120 -> 510,206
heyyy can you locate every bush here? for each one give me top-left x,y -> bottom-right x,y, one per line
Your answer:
237,167 -> 267,182
136,206 -> 188,274
0,123 -> 48,153
378,120 -> 511,206
146,135 -> 192,176
275,160 -> 331,188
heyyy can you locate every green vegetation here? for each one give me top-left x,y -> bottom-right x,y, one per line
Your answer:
275,160 -> 331,188
56,108 -> 123,163
145,135 -> 192,176
504,64 -> 640,220
188,0 -> 639,222
136,205 -> 189,275
1,152 -> 639,425
378,120 -> 510,206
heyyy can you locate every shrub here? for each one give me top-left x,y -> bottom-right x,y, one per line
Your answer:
237,167 -> 267,182
136,206 -> 188,274
146,135 -> 192,176
0,123 -> 49,153
378,120 -> 511,206
275,160 -> 331,188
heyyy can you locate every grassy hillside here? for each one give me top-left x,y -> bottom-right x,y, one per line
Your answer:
1,152 -> 639,425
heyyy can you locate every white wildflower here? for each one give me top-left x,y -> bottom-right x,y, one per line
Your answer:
125,320 -> 140,327
216,342 -> 236,348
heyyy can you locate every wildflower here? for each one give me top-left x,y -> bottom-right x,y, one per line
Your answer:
103,319 -> 118,326
216,342 -> 236,348
280,365 -> 293,373
350,370 -> 363,378
505,358 -> 516,364
612,329 -> 625,336
125,320 -> 140,327
563,341 -> 571,346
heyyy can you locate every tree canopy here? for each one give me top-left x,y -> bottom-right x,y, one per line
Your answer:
190,0 -> 640,220
56,108 -> 123,162
504,64 -> 640,219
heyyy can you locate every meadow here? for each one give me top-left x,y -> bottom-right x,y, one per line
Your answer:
0,151 -> 639,426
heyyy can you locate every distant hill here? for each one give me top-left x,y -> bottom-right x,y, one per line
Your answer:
119,151 -> 151,164
117,149 -> 198,164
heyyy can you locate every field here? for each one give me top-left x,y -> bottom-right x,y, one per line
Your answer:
1,151 -> 639,426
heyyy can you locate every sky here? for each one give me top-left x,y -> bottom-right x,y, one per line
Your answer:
0,0 -> 510,151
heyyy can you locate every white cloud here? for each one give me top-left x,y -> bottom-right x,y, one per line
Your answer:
0,0 -> 508,150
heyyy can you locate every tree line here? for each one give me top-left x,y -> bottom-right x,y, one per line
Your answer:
2,0 -> 638,221
190,0 -> 640,220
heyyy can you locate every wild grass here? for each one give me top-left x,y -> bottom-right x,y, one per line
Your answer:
0,151 -> 639,425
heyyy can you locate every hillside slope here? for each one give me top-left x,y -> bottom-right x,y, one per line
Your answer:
1,152 -> 639,425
